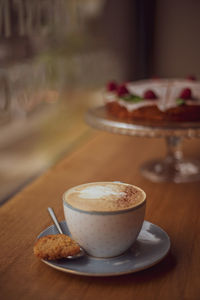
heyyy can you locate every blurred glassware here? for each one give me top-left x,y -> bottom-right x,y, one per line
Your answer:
0,0 -> 129,203
0,69 -> 10,125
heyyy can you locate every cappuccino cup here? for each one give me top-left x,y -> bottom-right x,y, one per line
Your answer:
63,182 -> 146,258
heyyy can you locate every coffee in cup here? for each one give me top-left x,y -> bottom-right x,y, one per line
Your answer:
63,182 -> 146,258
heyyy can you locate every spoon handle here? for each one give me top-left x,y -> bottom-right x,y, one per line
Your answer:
47,207 -> 63,234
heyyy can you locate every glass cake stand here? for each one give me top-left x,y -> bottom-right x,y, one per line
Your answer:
85,106 -> 200,183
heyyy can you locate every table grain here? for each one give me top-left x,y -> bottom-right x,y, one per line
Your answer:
0,132 -> 200,300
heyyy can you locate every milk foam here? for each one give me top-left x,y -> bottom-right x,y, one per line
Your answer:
79,185 -> 125,199
64,182 -> 145,212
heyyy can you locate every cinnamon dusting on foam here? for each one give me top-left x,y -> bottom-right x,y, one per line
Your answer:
64,182 -> 145,212
116,185 -> 142,209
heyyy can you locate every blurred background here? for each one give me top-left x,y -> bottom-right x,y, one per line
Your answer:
0,0 -> 200,204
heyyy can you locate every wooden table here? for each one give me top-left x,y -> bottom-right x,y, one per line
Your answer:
1,131 -> 200,300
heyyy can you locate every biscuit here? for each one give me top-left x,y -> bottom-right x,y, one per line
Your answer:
34,234 -> 81,260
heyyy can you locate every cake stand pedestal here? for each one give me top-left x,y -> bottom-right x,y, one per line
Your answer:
86,106 -> 200,183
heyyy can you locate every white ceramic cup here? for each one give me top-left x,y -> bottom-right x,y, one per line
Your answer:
63,182 -> 146,258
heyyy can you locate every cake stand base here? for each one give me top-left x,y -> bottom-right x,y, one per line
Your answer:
141,158 -> 200,183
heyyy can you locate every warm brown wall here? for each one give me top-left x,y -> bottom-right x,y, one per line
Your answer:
153,0 -> 200,78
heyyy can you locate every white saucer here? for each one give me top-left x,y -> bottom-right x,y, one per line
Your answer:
37,220 -> 170,277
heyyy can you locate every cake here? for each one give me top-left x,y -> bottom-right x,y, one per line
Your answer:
104,78 -> 200,122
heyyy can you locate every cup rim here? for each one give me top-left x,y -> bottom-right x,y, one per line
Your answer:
62,182 -> 146,215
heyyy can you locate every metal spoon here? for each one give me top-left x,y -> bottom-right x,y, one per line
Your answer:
47,207 -> 85,259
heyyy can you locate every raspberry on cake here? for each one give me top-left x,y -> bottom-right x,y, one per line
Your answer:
143,90 -> 157,99
106,81 -> 118,92
179,88 -> 192,99
117,84 -> 130,97
104,78 -> 200,122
